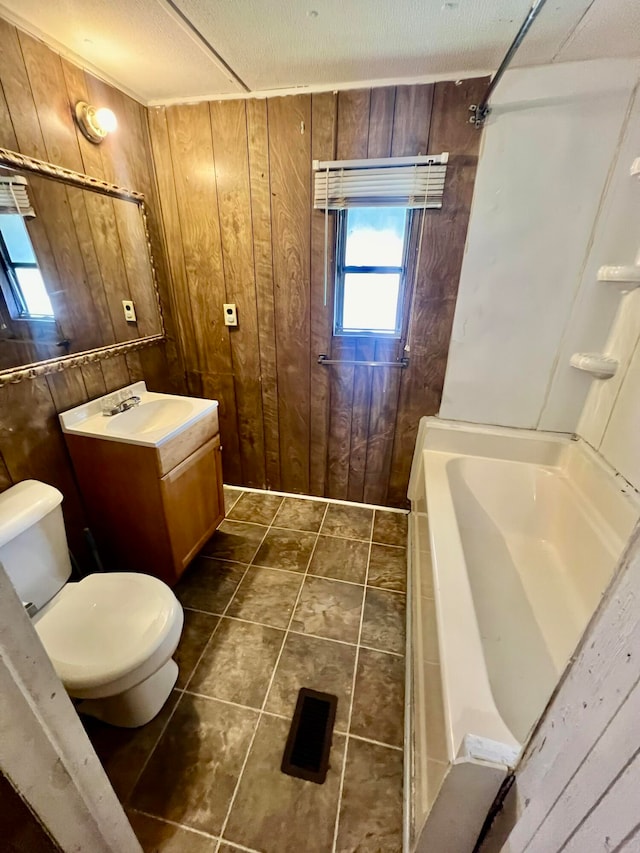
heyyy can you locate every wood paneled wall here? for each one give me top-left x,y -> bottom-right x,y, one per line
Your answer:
150,77 -> 486,506
0,20 -> 185,562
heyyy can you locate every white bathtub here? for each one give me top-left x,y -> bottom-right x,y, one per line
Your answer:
406,419 -> 640,853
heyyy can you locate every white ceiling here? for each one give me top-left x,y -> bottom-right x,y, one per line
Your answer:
0,0 -> 638,105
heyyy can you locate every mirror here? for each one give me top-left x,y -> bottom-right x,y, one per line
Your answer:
0,149 -> 164,383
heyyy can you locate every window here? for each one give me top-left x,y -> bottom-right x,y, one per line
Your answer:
0,214 -> 53,318
334,206 -> 411,338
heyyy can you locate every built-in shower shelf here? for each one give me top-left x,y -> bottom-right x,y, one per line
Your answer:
597,265 -> 640,285
570,353 -> 618,380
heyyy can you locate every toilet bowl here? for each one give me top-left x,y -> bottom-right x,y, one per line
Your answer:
0,479 -> 184,728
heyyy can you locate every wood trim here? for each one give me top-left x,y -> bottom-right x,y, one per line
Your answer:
0,334 -> 165,387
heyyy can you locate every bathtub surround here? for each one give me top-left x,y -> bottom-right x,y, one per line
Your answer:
406,418 -> 640,852
148,77 -> 486,507
85,487 -> 408,852
441,58 -> 640,432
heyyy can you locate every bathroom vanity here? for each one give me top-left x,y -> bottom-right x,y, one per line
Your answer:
60,382 -> 224,586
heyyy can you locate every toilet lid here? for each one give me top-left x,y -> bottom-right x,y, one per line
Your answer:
34,572 -> 181,692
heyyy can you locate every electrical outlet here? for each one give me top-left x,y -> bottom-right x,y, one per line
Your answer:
122,300 -> 137,322
224,303 -> 238,326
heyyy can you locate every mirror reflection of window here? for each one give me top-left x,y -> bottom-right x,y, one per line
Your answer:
0,214 -> 53,319
0,175 -> 53,320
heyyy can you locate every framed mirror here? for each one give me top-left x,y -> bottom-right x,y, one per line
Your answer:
0,148 -> 165,386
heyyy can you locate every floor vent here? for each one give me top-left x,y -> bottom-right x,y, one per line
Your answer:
281,688 -> 337,784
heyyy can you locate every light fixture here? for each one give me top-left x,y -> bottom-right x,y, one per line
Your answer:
74,101 -> 117,144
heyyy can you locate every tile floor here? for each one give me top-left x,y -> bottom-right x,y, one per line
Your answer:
84,487 -> 408,853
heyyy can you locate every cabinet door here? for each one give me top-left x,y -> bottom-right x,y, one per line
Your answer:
160,436 -> 224,575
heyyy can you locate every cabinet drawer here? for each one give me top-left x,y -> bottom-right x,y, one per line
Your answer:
156,408 -> 219,476
160,435 -> 224,573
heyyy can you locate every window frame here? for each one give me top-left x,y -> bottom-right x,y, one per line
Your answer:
333,207 -> 413,339
0,224 -> 54,321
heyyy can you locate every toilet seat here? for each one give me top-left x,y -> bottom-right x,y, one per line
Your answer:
34,572 -> 183,700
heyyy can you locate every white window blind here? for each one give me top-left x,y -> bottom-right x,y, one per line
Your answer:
313,153 -> 448,210
0,175 -> 35,217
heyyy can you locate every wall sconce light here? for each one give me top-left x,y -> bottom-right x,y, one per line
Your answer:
74,101 -> 118,144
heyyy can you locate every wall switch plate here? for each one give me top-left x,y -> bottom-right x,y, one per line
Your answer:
122,300 -> 137,322
224,303 -> 238,326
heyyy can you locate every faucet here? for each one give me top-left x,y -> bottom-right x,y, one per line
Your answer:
102,395 -> 141,417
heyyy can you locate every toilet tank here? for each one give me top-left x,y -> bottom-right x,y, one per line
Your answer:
0,480 -> 72,611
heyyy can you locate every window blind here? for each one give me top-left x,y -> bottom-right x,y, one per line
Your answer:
0,176 -> 35,218
313,153 -> 448,210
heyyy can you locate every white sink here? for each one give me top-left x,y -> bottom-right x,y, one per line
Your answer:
106,398 -> 195,438
59,381 -> 218,448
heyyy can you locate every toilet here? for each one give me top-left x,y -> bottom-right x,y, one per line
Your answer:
0,479 -> 184,728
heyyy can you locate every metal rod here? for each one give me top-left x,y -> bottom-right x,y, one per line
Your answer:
317,354 -> 409,368
470,0 -> 549,127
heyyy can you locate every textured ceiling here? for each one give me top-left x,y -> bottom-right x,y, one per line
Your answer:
0,0 -> 638,104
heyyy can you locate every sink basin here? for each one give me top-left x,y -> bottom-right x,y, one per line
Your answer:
106,399 -> 195,437
59,381 -> 218,448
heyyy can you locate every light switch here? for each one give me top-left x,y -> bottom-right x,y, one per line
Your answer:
224,303 -> 238,326
122,300 -> 137,322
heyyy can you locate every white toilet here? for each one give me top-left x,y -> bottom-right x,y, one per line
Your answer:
0,479 -> 184,728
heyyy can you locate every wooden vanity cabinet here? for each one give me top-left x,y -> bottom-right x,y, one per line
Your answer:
65,413 -> 224,586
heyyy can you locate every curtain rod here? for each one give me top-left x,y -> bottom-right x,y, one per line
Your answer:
469,0 -> 550,128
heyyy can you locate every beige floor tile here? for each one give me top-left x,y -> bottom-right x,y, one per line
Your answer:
128,810 -> 217,852
175,557 -> 246,615
308,535 -> 369,584
226,566 -> 303,628
188,618 -> 284,708
200,521 -> 267,564
265,633 -> 356,731
273,497 -> 328,532
223,715 -> 345,853
321,504 -> 373,540
335,738 -> 403,853
367,543 -> 407,592
223,487 -> 242,515
253,528 -> 318,573
372,510 -> 408,547
82,691 -> 180,803
360,588 -> 406,655
350,649 -> 404,747
291,576 -> 363,643
174,610 -> 219,689
131,694 -> 257,836
227,492 -> 283,525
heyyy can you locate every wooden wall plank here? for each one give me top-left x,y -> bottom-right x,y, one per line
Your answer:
0,452 -> 12,491
268,95 -> 312,494
362,90 -> 401,505
165,102 -> 242,484
246,98 -> 281,490
210,100 -> 266,488
147,107 -> 199,375
351,86 -> 397,504
309,91 -> 337,497
0,20 -> 46,159
387,79 -> 484,505
326,89 -> 371,500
